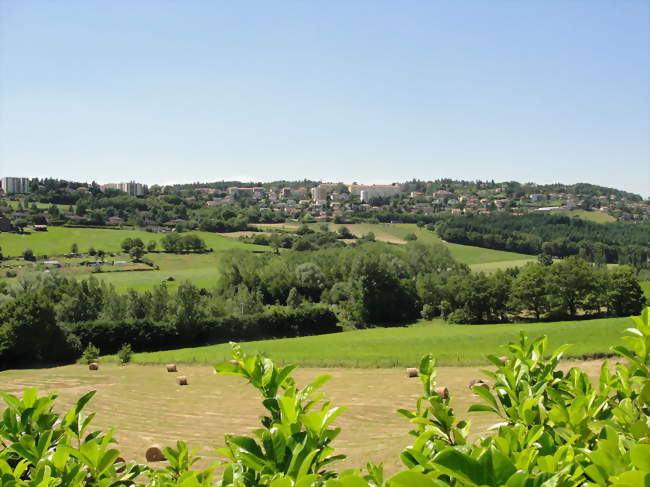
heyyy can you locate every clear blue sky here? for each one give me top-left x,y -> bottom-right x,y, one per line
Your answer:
1,1 -> 648,196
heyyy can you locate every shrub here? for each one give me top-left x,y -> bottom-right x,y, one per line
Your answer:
447,307 -> 472,324
337,226 -> 354,239
117,343 -> 132,364
22,248 -> 35,261
5,269 -> 17,278
420,303 -> 435,320
404,232 -> 417,241
81,342 -> 99,364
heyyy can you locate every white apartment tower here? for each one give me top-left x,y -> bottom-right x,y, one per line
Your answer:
1,177 -> 30,194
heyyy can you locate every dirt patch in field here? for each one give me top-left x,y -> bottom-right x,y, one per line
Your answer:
0,360 -> 604,475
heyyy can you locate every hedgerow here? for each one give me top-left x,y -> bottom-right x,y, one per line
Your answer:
1,309 -> 649,486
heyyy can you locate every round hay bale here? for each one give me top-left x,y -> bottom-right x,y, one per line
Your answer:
434,386 -> 449,399
166,364 -> 177,373
498,356 -> 508,365
228,359 -> 238,366
145,446 -> 165,462
469,379 -> 489,391
88,362 -> 99,371
176,376 -> 188,386
405,367 -> 418,378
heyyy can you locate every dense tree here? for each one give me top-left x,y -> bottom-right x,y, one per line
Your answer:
547,256 -> 593,318
509,264 -> 549,319
129,246 -> 144,262
605,266 -> 645,316
0,292 -> 78,367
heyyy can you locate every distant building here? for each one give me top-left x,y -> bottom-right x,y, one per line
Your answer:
1,177 -> 30,194
101,181 -> 147,196
311,186 -> 328,203
227,187 -> 265,199
348,184 -> 401,202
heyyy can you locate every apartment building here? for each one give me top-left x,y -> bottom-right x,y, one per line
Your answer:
1,177 -> 30,194
227,187 -> 265,199
348,184 -> 402,202
101,181 -> 147,196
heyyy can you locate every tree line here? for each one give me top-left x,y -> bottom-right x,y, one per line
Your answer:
435,213 -> 650,269
0,241 -> 645,369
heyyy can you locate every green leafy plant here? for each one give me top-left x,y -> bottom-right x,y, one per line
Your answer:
1,308 -> 649,486
117,343 -> 133,364
81,343 -> 100,364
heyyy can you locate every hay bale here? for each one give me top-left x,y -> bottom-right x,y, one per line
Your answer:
88,362 -> 99,371
498,356 -> 508,365
166,364 -> 177,372
145,446 -> 165,462
405,367 -> 418,378
434,386 -> 449,399
469,379 -> 489,391
176,376 -> 188,386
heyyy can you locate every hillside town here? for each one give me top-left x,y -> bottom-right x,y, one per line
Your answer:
0,176 -> 648,231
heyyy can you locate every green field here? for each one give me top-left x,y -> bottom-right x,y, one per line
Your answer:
120,316 -> 631,367
298,222 -> 536,269
3,199 -> 73,211
0,226 -> 268,257
551,209 -> 616,223
93,253 -> 234,292
0,227 -> 273,292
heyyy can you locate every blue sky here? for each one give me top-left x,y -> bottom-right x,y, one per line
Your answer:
1,1 -> 648,196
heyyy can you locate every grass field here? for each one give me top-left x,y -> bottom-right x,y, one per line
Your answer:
255,222 -> 536,269
0,226 -> 268,257
0,227 -> 272,291
551,209 -> 617,224
4,200 -> 73,211
0,248 -> 267,293
0,360 -> 605,473
93,253 -> 232,292
120,316 -> 631,367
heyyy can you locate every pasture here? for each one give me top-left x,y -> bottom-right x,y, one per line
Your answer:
0,360 -> 605,473
93,253 -> 231,292
551,209 -> 617,224
120,316 -> 631,367
0,226 -> 268,257
255,222 -> 536,270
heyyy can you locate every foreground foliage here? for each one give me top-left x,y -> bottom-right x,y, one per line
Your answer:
1,309 -> 649,486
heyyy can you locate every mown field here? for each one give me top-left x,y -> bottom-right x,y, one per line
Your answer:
119,316 -> 632,367
0,359 -> 606,473
0,226 -> 268,257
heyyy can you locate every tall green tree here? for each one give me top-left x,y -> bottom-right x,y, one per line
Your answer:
509,264 -> 550,319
